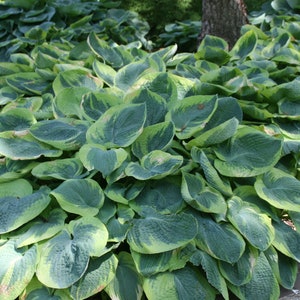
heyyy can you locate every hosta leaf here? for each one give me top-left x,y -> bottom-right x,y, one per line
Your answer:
262,32 -> 290,58
230,30 -> 257,60
181,172 -> 227,214
227,197 -> 274,251
68,217 -> 109,257
127,212 -> 198,254
51,179 -> 104,217
6,72 -> 50,95
214,126 -> 283,177
0,131 -> 62,160
272,221 -> 300,262
191,211 -> 245,263
130,178 -> 184,214
126,89 -> 167,126
272,48 -> 300,65
186,117 -> 239,149
0,241 -> 38,300
166,95 -> 217,139
31,158 -> 84,180
30,119 -> 88,150
79,144 -> 128,177
190,250 -> 229,300
15,209 -> 67,248
70,253 -> 118,300
105,252 -> 143,300
36,230 -> 90,289
0,179 -> 32,198
0,86 -> 19,105
143,265 -> 216,300
228,252 -> 280,300
254,168 -> 300,212
192,149 -> 232,196
93,59 -> 116,87
0,186 -> 51,234
0,108 -> 36,132
87,32 -> 124,69
125,150 -> 183,180
52,69 -> 102,95
219,246 -> 258,286
132,121 -> 175,159
53,87 -> 91,118
86,103 -> 146,148
0,160 -> 36,183
131,244 -> 195,277
81,91 -> 121,121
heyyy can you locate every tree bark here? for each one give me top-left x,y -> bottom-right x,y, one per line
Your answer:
199,0 -> 248,49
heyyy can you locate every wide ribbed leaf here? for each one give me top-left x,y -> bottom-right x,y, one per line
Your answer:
132,121 -> 174,159
143,265 -> 216,300
181,172 -> 227,214
79,144 -> 128,177
70,253 -> 118,300
30,119 -> 87,150
214,126 -> 283,177
192,212 -> 245,263
227,196 -> 274,251
93,59 -> 117,87
31,158 -> 84,180
0,131 -> 62,160
105,252 -> 143,300
51,179 -> 104,217
0,178 -> 32,198
228,252 -> 280,300
86,103 -> 146,148
0,186 -> 50,234
166,95 -> 217,139
15,208 -> 67,248
127,211 -> 197,254
125,150 -> 183,180
0,241 -> 38,300
254,168 -> 300,212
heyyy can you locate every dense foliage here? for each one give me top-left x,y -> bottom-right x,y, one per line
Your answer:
0,0 -> 300,299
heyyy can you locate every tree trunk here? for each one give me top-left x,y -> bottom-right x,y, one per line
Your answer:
199,0 -> 248,49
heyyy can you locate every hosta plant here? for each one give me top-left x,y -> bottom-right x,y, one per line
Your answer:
1,1 -> 300,299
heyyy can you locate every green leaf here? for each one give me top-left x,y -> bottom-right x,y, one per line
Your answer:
132,121 -> 174,159
143,265 -> 216,300
254,168 -> 300,212
0,186 -> 51,234
70,253 -> 118,300
228,252 -> 280,300
166,95 -> 217,139
93,59 -> 117,87
51,179 -> 104,217
191,211 -> 245,263
181,172 -> 227,214
192,149 -> 232,196
125,150 -> 183,180
127,212 -> 198,254
214,126 -> 283,177
272,221 -> 300,262
79,144 -> 128,177
0,179 -> 32,198
15,208 -> 67,248
0,241 -> 38,300
227,196 -> 274,251
30,119 -> 87,151
31,158 -> 84,180
0,131 -> 62,160
0,86 -> 19,105
230,30 -> 257,60
6,72 -> 50,95
86,103 -> 146,148
0,108 -> 36,132
105,252 -> 143,300
272,48 -> 300,65
191,250 -> 229,300
36,230 -> 90,289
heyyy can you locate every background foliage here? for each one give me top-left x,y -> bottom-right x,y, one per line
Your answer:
0,0 -> 300,299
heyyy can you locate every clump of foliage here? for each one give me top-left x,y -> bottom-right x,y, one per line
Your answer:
0,0 -> 300,299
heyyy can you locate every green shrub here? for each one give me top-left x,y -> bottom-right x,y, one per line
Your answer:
0,0 -> 300,299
